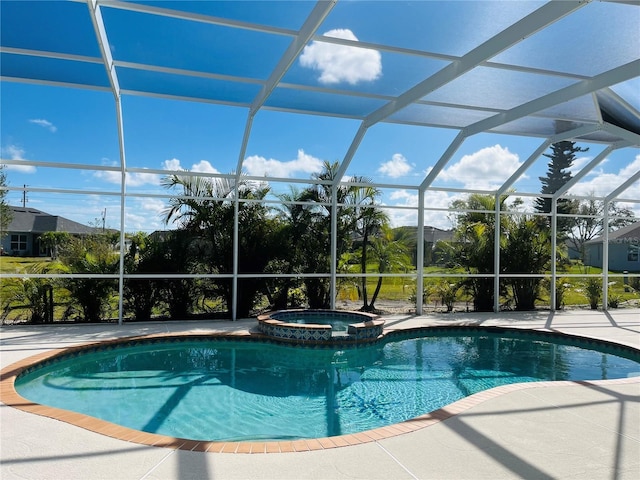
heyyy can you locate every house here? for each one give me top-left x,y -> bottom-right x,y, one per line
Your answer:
148,230 -> 174,243
583,221 -> 640,272
1,206 -> 96,257
565,239 -> 582,261
392,225 -> 455,267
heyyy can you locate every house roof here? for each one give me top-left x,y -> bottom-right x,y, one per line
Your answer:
6,206 -> 97,235
423,226 -> 454,243
585,221 -> 640,245
395,225 -> 454,243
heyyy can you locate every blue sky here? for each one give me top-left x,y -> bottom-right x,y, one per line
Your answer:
3,78 -> 637,233
1,1 -> 638,233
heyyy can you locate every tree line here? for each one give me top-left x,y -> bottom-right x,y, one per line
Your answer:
1,144 -> 636,323
1,161 -> 412,322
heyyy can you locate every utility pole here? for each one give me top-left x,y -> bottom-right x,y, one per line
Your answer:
101,208 -> 106,232
22,185 -> 28,207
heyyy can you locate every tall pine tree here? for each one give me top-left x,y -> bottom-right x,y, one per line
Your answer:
535,141 -> 588,234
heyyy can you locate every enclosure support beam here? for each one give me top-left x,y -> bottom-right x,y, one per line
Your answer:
420,132 -> 466,190
416,190 -> 425,315
88,0 -> 127,325
553,143 -> 617,199
497,124 -> 602,197
235,0 -> 336,176
494,194 -> 501,313
475,62 -> 640,140
550,198 -> 558,311
232,196 -> 239,321
602,203 -> 610,310
336,123 -> 368,183
365,1 -> 584,129
606,169 -> 640,203
330,186 -> 338,310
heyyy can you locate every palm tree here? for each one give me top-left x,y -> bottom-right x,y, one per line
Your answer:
366,225 -> 411,311
447,194 -> 508,311
162,173 -> 274,317
447,193 -> 553,311
349,178 -> 387,311
122,232 -> 169,321
0,261 -> 64,323
287,161 -> 358,308
162,174 -> 237,230
501,216 -> 551,310
57,235 -> 119,322
266,186 -> 315,309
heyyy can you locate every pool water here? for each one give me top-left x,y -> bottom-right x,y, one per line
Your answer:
15,330 -> 640,442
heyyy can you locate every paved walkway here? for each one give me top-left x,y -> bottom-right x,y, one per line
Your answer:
1,309 -> 639,479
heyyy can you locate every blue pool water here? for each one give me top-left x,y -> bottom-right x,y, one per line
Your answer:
15,329 -> 640,442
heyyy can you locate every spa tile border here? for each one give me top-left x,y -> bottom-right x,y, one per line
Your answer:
257,309 -> 383,343
1,329 -> 638,454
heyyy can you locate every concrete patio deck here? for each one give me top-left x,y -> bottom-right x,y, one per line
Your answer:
1,309 -> 639,480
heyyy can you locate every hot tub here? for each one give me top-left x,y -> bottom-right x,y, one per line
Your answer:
256,309 -> 384,343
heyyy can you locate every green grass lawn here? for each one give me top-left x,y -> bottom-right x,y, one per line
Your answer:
0,256 -> 52,274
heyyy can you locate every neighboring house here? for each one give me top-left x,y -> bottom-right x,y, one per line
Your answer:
1,206 -> 96,257
565,239 -> 582,261
423,225 -> 455,245
392,225 -> 455,267
148,230 -> 174,243
583,221 -> 640,272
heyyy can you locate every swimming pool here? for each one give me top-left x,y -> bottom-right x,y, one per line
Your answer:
14,328 -> 640,443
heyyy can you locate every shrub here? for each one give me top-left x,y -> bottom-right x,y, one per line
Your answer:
58,235 -> 119,322
607,293 -> 622,309
583,277 -> 602,310
429,279 -> 460,312
555,279 -> 571,310
1,277 -> 54,323
607,283 -> 622,309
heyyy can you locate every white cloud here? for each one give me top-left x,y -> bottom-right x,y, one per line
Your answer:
161,158 -> 220,174
124,198 -> 167,232
568,154 -> 640,199
243,149 -> 324,178
93,169 -> 120,184
1,145 -> 36,173
569,155 -> 595,176
385,189 -> 417,227
124,211 -> 150,232
126,171 -> 161,187
191,160 -> 220,174
378,153 -> 414,178
29,118 -> 57,132
162,158 -> 184,171
389,189 -> 416,204
619,155 -> 640,179
439,144 -> 522,190
2,145 -> 25,160
300,29 -> 382,85
141,197 -> 166,214
94,164 -> 160,187
95,158 -> 221,186
384,189 -> 456,228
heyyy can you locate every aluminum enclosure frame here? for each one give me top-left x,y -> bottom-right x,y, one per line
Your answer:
1,0 -> 639,322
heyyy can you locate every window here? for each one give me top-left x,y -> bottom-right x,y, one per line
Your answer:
10,234 -> 27,252
628,245 -> 639,262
